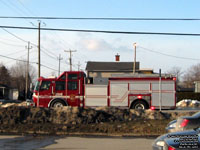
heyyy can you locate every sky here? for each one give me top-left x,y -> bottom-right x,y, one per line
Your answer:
0,0 -> 200,78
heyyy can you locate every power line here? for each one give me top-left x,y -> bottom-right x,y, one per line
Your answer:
0,1 -> 58,60
2,27 -> 58,60
0,1 -> 24,17
1,28 -> 60,73
0,53 -> 37,63
16,0 -> 37,16
1,28 -> 28,43
0,52 -> 59,72
1,16 -> 200,21
4,49 -> 35,65
1,25 -> 200,36
5,0 -> 30,16
41,64 -> 58,71
41,50 -> 58,60
6,49 -> 29,56
1,1 -> 58,61
0,40 -> 24,47
139,46 -> 200,61
10,2 -> 70,59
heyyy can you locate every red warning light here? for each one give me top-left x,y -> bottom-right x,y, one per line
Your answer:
168,146 -> 176,150
137,95 -> 142,99
150,106 -> 155,110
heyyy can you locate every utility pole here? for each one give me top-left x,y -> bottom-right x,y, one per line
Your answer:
159,69 -> 162,111
78,61 -> 81,71
133,43 -> 137,74
57,54 -> 63,76
64,50 -> 77,71
25,41 -> 32,100
38,21 -> 41,78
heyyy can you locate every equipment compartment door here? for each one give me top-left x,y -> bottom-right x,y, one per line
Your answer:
110,81 -> 128,106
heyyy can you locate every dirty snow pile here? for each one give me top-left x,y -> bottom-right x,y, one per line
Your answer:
0,105 -> 197,135
0,101 -> 27,108
176,99 -> 200,108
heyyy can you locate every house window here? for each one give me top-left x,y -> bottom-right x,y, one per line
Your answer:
68,81 -> 78,90
87,77 -> 93,84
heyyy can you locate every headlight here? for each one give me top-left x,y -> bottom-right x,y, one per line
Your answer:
169,123 -> 176,128
156,141 -> 165,147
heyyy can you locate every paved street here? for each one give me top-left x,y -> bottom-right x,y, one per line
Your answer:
43,137 -> 155,150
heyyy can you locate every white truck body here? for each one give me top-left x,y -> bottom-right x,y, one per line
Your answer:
84,76 -> 176,109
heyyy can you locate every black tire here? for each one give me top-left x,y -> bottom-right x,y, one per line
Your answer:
51,100 -> 66,108
131,101 -> 148,110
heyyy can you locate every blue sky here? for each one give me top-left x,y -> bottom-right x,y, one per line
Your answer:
0,0 -> 200,77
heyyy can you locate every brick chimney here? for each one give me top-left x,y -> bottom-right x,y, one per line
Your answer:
115,53 -> 120,62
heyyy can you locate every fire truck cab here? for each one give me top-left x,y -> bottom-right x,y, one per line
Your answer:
33,71 -> 85,108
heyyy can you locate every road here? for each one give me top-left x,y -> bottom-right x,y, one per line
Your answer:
42,136 -> 155,150
0,135 -> 56,150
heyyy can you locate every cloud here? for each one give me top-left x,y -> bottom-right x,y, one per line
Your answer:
79,38 -> 113,51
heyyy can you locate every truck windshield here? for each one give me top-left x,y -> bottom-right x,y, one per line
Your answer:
34,81 -> 51,91
34,81 -> 40,91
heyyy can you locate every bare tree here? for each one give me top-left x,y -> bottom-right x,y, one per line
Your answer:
9,61 -> 37,99
0,63 -> 11,86
167,66 -> 183,83
182,63 -> 200,88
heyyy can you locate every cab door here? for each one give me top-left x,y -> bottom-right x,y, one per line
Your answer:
67,73 -> 80,106
38,80 -> 52,107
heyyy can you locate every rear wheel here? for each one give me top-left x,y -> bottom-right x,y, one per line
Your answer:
51,100 -> 66,108
131,101 -> 148,110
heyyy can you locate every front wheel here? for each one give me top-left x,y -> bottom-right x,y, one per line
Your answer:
51,100 -> 65,108
131,101 -> 148,110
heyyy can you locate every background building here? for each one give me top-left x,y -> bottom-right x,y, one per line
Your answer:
86,54 -> 153,84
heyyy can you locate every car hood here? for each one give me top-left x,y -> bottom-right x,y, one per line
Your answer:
153,129 -> 198,145
165,129 -> 200,149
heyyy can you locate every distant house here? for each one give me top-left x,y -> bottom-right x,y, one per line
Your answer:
194,81 -> 200,93
85,54 -> 153,84
0,84 -> 18,100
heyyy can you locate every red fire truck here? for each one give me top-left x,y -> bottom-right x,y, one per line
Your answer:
32,71 -> 176,110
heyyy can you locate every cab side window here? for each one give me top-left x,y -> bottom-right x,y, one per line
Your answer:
68,81 -> 78,90
40,81 -> 51,90
56,81 -> 65,91
60,75 -> 66,80
68,74 -> 78,80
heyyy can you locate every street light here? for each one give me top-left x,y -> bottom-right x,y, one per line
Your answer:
133,43 -> 137,73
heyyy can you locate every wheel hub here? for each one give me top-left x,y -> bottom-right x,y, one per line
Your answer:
135,103 -> 145,110
53,102 -> 64,108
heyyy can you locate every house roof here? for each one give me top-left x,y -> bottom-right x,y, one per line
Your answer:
86,61 -> 140,71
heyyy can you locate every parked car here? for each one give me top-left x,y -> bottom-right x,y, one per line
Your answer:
152,128 -> 200,150
165,111 -> 200,133
175,111 -> 200,132
152,133 -> 168,150
165,120 -> 177,133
